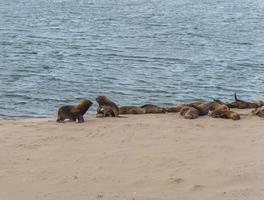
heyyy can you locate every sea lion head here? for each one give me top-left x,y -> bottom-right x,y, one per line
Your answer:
229,111 -> 240,120
255,100 -> 264,107
252,106 -> 264,117
96,96 -> 109,105
79,99 -> 93,107
77,99 -> 93,115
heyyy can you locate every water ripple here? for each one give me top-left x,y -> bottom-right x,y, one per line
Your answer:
1,0 -> 264,117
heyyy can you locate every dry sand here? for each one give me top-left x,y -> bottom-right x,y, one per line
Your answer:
0,110 -> 264,200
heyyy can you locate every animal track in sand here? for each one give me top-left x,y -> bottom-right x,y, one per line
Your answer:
192,184 -> 205,191
170,177 -> 184,184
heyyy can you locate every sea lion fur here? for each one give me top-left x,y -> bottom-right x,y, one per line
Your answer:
227,93 -> 258,109
56,99 -> 93,123
180,106 -> 199,119
119,106 -> 146,114
96,96 -> 119,117
209,109 -> 240,120
141,104 -> 166,114
166,104 -> 186,113
252,106 -> 264,118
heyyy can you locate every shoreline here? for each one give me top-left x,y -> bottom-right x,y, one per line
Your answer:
0,108 -> 259,124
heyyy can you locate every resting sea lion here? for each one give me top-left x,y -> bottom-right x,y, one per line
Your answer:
187,101 -> 207,107
119,106 -> 146,114
56,99 -> 93,123
166,104 -> 186,113
209,99 -> 229,112
180,106 -> 199,119
167,100 -> 223,116
141,104 -> 166,114
255,100 -> 264,107
252,106 -> 264,118
227,93 -> 258,109
209,109 -> 240,120
187,101 -> 212,116
96,95 -> 119,117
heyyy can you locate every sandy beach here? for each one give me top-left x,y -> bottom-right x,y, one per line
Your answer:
0,110 -> 264,200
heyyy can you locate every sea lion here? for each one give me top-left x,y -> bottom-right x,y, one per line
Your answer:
187,101 -> 212,116
167,100 -> 222,116
227,93 -> 258,109
56,99 -> 93,123
209,109 -> 240,120
96,105 -> 116,118
96,95 -> 119,117
252,106 -> 264,118
119,106 -> 146,114
180,106 -> 199,119
141,104 -> 166,114
255,100 -> 264,107
187,101 -> 207,107
166,104 -> 186,113
209,99 -> 229,112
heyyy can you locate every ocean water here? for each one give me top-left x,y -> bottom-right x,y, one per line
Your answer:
1,0 -> 264,117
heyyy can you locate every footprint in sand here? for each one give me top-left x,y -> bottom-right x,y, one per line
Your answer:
96,194 -> 104,199
192,184 -> 205,191
170,177 -> 184,184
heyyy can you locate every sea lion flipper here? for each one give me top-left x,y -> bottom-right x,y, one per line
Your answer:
234,93 -> 238,101
77,115 -> 84,123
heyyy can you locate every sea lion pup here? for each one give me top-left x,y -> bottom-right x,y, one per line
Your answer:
252,106 -> 264,118
209,110 -> 240,120
227,93 -> 258,109
179,106 -> 199,119
56,99 -> 93,123
96,95 -> 119,117
141,104 -> 166,114
119,106 -> 146,114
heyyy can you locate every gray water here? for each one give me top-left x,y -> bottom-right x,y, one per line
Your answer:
1,0 -> 264,117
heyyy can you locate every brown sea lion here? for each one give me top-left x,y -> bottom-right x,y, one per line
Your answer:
209,109 -> 240,120
119,106 -> 146,114
227,93 -> 258,109
97,105 -> 118,118
180,106 -> 199,119
166,104 -> 186,113
56,99 -> 93,123
209,99 -> 229,112
141,104 -> 166,114
187,101 -> 207,107
187,101 -> 212,116
252,106 -> 264,118
255,100 -> 264,107
96,96 -> 119,117
167,100 -> 224,116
